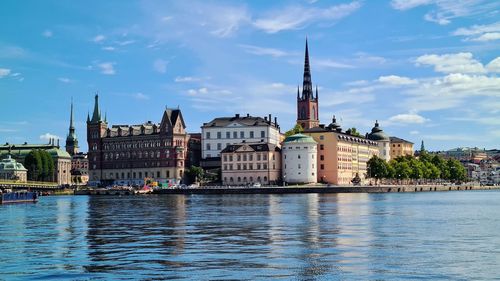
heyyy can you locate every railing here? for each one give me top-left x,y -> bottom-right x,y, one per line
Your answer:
0,179 -> 59,188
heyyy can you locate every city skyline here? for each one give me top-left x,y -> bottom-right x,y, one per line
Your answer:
1,1 -> 499,151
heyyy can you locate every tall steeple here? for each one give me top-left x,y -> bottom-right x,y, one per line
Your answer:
302,38 -> 313,100
65,99 -> 79,156
91,93 -> 102,123
296,38 -> 319,130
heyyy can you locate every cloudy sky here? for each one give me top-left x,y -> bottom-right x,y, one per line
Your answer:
1,0 -> 499,151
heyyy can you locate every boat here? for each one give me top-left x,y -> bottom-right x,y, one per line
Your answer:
0,190 -> 38,204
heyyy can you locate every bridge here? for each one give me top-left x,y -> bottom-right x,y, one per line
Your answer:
0,180 -> 60,191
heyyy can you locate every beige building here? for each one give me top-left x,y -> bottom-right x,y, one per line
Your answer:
390,137 -> 414,158
221,143 -> 281,186
304,118 -> 379,185
0,141 -> 72,185
0,155 -> 28,182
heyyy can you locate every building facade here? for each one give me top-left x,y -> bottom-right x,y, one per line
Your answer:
389,137 -> 414,158
0,155 -> 28,182
366,121 -> 390,161
0,141 -> 72,185
304,121 -> 379,185
221,143 -> 281,185
71,152 -> 89,185
282,134 -> 317,184
201,114 -> 281,168
296,39 -> 319,130
87,94 -> 189,186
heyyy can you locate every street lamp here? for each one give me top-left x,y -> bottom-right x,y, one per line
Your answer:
283,174 -> 286,187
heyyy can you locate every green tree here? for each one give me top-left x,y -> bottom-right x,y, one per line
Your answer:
367,155 -> 388,184
347,127 -> 362,137
447,159 -> 466,182
185,166 -> 204,184
284,124 -> 304,137
392,161 -> 411,181
432,155 -> 450,180
24,149 -> 43,181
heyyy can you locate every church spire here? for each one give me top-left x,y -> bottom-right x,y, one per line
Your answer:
302,38 -> 313,100
91,93 -> 102,123
65,99 -> 78,156
69,98 -> 74,131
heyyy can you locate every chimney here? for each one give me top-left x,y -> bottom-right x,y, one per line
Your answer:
274,117 -> 277,126
235,114 -> 240,118
264,117 -> 267,122
57,139 -> 60,147
246,113 -> 250,117
268,114 -> 271,124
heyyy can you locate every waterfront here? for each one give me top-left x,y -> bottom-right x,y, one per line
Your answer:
1,191 -> 500,280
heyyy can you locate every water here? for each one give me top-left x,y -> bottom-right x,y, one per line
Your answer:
1,191 -> 499,280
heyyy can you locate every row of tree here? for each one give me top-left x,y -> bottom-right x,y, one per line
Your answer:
367,153 -> 467,184
24,149 -> 55,182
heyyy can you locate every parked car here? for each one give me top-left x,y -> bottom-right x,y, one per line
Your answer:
252,183 -> 262,188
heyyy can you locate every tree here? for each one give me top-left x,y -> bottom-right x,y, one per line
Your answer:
432,155 -> 449,180
284,124 -> 304,137
185,166 -> 204,184
447,159 -> 466,182
367,155 -> 388,184
347,127 -> 362,137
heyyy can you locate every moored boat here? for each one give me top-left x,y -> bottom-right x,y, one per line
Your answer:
0,191 -> 38,204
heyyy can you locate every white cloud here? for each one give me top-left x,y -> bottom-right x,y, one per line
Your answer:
40,133 -> 60,142
391,1 -> 500,25
93,35 -> 106,43
102,46 -> 115,51
97,62 -> 115,75
391,0 -> 432,10
470,32 -> 500,42
253,1 -> 361,33
389,113 -> 429,124
42,30 -> 53,38
209,6 -> 250,37
378,75 -> 417,85
134,93 -> 149,100
116,40 -> 135,46
0,68 -> 11,78
153,59 -> 167,74
410,130 -> 420,135
415,52 -> 486,74
239,44 -> 291,57
486,57 -> 500,73
58,77 -> 73,83
313,59 -> 354,69
174,76 -> 202,83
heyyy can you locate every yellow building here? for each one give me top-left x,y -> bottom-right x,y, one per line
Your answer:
389,137 -> 414,158
304,118 -> 379,185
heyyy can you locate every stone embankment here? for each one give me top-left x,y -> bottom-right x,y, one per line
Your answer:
154,184 -> 499,195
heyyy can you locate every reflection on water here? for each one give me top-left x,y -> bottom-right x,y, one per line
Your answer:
1,191 -> 500,280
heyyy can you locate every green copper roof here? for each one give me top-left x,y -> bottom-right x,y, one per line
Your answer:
0,155 -> 27,171
367,121 -> 389,141
284,133 -> 317,144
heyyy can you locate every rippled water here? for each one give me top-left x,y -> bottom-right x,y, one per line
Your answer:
1,191 -> 500,280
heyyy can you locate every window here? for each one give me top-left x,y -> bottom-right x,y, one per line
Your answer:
157,171 -> 160,178
217,143 -> 222,150
243,155 -> 247,161
257,164 -> 261,170
263,164 -> 267,169
206,132 -> 211,139
298,164 -> 301,169
298,155 -> 301,159
243,164 -> 247,170
223,155 -> 227,162
237,164 -> 241,170
233,131 -> 238,138
250,131 -> 254,138
237,155 -> 241,161
249,154 -> 253,161
226,132 -> 230,139
320,135 -> 324,140
321,164 -> 324,170
240,131 -> 244,138
249,164 -> 253,170
217,132 -> 221,139
320,144 -> 324,150
261,131 -> 265,138
206,143 -> 211,150
257,154 -> 261,161
139,172 -> 142,178
263,154 -> 267,160
237,177 -> 241,182
167,171 -> 170,178
229,155 -> 233,161
223,165 -> 227,170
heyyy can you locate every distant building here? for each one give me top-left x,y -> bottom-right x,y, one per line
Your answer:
187,133 -> 201,168
200,113 -> 281,169
296,39 -> 319,130
443,147 -> 488,163
71,152 -> 88,185
86,94 -> 189,186
366,120 -> 390,161
304,120 -> 379,185
221,142 -> 281,186
282,134 -> 317,184
390,137 -> 414,158
0,141 -> 72,185
0,155 -> 28,182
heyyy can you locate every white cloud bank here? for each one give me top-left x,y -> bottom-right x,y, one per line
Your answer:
40,133 -> 60,142
97,62 -> 115,75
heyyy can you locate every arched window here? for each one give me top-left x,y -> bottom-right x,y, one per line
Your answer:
301,107 -> 306,119
312,106 -> 316,119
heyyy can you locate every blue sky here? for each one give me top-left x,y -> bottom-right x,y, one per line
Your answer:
1,0 -> 499,152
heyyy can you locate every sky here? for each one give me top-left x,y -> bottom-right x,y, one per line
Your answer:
0,0 -> 499,152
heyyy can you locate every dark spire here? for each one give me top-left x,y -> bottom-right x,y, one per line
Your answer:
302,38 -> 313,100
86,111 -> 90,123
66,99 -> 78,155
91,93 -> 101,123
315,85 -> 319,100
69,98 -> 74,131
297,85 -> 300,100
420,140 -> 426,152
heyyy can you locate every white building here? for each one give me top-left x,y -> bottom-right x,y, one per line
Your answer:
201,114 -> 282,168
282,133 -> 317,184
366,120 -> 390,161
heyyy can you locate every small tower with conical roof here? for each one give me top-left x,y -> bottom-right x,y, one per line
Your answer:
65,99 -> 79,156
296,39 -> 319,130
367,120 -> 391,161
